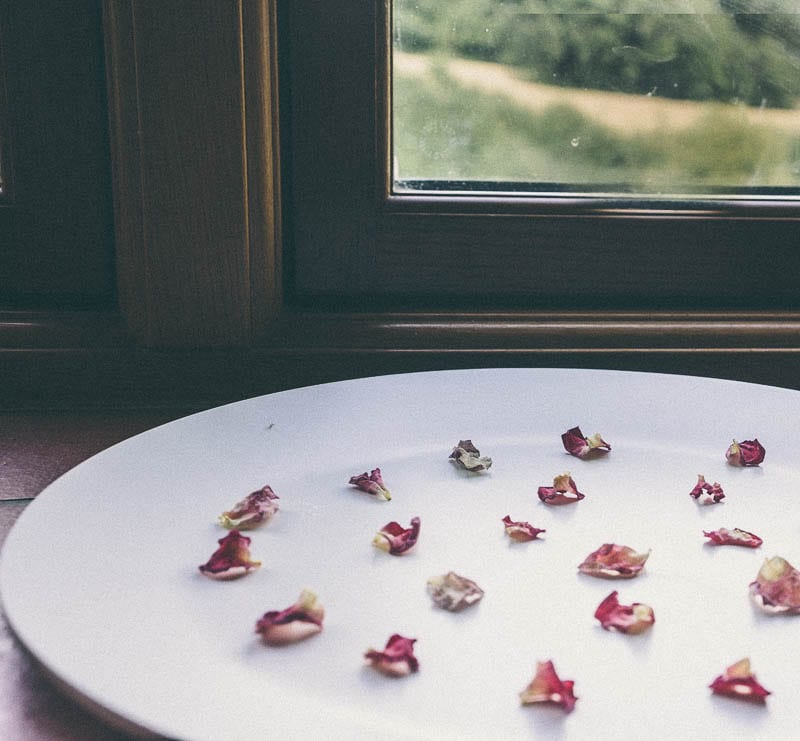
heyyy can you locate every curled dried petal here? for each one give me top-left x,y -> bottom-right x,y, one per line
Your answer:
364,634 -> 419,677
703,527 -> 762,548
689,474 -> 725,505
578,543 -> 649,579
218,484 -> 280,529
709,658 -> 770,703
561,426 -> 611,459
519,660 -> 577,713
449,440 -> 492,472
538,472 -> 585,505
726,438 -> 766,467
502,515 -> 545,542
255,589 -> 324,645
373,516 -> 420,555
427,571 -> 484,611
349,468 -> 391,501
594,591 -> 654,634
750,556 -> 800,614
199,530 -> 261,580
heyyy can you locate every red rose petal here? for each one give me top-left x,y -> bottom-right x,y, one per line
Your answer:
502,515 -> 546,542
255,589 -> 325,645
594,591 -> 654,634
519,660 -> 577,713
373,516 -> 421,555
726,439 -> 766,467
365,634 -> 419,677
538,472 -> 585,505
689,474 -> 725,505
199,530 -> 261,580
561,426 -> 611,459
709,658 -> 770,703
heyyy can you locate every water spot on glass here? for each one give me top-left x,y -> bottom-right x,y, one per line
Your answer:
571,137 -> 580,147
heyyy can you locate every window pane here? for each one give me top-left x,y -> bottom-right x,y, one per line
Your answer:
392,1 -> 800,198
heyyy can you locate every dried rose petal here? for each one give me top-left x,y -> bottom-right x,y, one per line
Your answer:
750,555 -> 800,614
726,438 -> 766,467
689,474 -> 725,505
427,571 -> 484,611
709,658 -> 770,703
199,530 -> 261,580
364,634 -> 419,677
373,516 -> 420,555
349,468 -> 391,500
218,484 -> 280,529
537,472 -> 585,505
502,515 -> 545,542
578,543 -> 649,579
561,426 -> 611,459
703,527 -> 763,548
255,589 -> 324,645
519,660 -> 577,713
594,591 -> 654,634
449,440 -> 492,472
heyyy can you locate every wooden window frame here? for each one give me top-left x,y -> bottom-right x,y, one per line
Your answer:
2,0 -> 800,410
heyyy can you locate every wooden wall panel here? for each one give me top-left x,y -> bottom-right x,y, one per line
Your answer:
105,0 -> 280,347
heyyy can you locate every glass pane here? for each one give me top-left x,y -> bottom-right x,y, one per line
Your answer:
392,1 -> 800,198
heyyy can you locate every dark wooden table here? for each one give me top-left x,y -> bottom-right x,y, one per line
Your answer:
0,411 -> 188,740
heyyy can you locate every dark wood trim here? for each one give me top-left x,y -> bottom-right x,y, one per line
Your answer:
242,0 -> 283,340
104,0 -> 280,347
286,0 -> 800,310
3,308 -> 800,410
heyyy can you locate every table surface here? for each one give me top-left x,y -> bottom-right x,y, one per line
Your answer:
0,411 -> 186,740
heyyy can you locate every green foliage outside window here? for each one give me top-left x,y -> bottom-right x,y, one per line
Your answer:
395,0 -> 800,108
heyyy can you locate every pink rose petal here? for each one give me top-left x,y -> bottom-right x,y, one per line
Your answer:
578,543 -> 650,579
703,527 -> 762,548
365,634 -> 419,677
373,516 -> 421,555
561,426 -> 611,458
349,468 -> 391,500
219,484 -> 280,529
427,571 -> 484,611
502,515 -> 546,542
519,660 -> 577,713
709,658 -> 770,703
199,530 -> 261,580
750,556 -> 800,614
255,589 -> 325,645
594,590 -> 654,634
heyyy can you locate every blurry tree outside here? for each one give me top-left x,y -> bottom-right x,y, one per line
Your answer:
393,0 -> 800,195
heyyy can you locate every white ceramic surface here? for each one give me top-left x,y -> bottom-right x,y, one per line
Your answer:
2,368 -> 800,739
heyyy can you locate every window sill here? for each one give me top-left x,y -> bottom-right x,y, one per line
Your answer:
3,308 -> 800,410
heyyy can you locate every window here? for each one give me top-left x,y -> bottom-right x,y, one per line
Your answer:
392,1 -> 800,199
6,0 -> 797,411
283,0 -> 800,312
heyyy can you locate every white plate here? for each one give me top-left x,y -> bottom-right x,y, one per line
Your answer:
2,368 -> 800,739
